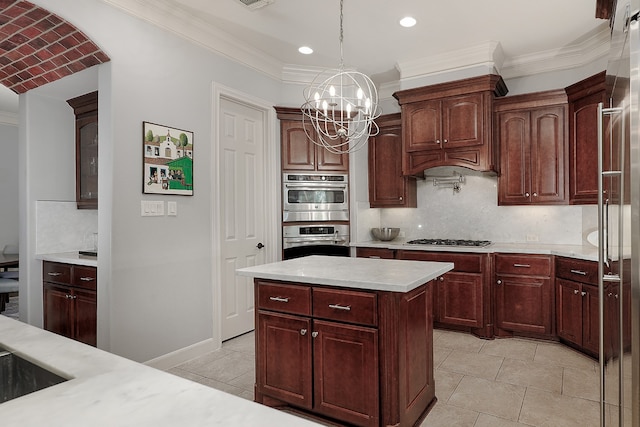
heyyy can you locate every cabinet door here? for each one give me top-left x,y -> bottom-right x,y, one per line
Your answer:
257,311 -> 313,409
73,288 -> 97,346
498,111 -> 531,205
556,278 -> 583,346
530,106 -> 566,203
43,283 -> 72,339
495,275 -> 552,335
281,120 -> 316,171
569,90 -> 604,204
582,284 -> 600,355
313,319 -> 379,427
404,100 -> 441,151
442,93 -> 483,148
316,143 -> 349,172
436,272 -> 483,328
369,122 -> 415,207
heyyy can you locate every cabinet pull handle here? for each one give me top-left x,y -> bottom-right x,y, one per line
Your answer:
80,277 -> 95,281
574,289 -> 580,294
269,296 -> 289,303
328,304 -> 351,311
48,272 -> 62,276
312,331 -> 318,338
513,264 -> 530,268
570,269 -> 587,276
65,294 -> 77,299
300,329 -> 307,335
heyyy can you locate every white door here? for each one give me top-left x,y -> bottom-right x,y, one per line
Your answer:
219,96 -> 267,340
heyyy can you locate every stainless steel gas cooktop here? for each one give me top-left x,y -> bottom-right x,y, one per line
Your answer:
405,239 -> 492,247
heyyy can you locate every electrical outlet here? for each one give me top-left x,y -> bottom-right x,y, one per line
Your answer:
526,234 -> 539,242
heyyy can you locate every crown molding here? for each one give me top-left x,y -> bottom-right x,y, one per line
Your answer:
102,0 -> 283,81
500,26 -> 610,79
0,111 -> 18,126
396,41 -> 505,82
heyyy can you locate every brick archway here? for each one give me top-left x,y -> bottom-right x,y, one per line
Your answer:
0,0 -> 110,94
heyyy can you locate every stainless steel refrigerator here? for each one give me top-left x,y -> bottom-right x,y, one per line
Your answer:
598,1 -> 640,425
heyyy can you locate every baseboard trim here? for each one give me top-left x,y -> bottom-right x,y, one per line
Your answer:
143,338 -> 220,371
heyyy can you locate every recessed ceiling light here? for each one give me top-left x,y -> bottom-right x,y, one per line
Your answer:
298,46 -> 313,55
399,16 -> 416,28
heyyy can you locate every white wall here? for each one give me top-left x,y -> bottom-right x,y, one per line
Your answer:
0,123 -> 19,250
23,0 -> 286,363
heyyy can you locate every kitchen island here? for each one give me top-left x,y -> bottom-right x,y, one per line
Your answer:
237,255 -> 454,427
0,315 -> 321,426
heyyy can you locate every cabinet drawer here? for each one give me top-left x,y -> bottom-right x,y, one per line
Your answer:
312,288 -> 377,327
556,257 -> 598,286
72,266 -> 97,290
257,281 -> 311,316
397,250 -> 483,273
495,254 -> 551,277
43,262 -> 71,285
356,247 -> 395,259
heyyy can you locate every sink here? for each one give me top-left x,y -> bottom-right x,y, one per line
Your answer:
0,347 -> 67,403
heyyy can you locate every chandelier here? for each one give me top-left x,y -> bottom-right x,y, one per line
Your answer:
301,0 -> 381,154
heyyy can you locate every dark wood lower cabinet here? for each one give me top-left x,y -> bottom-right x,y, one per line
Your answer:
254,279 -> 434,427
494,254 -> 553,338
43,261 -> 97,346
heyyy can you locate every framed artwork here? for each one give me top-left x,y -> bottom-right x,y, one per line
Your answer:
142,121 -> 194,196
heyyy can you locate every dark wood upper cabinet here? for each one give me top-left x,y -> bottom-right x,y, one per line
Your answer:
565,71 -> 606,204
67,91 -> 98,210
494,90 -> 568,205
368,113 -> 417,208
393,75 -> 507,175
275,107 -> 349,172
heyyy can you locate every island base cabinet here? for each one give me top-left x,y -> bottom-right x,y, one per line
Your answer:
254,279 -> 435,427
256,311 -> 312,409
313,320 -> 379,427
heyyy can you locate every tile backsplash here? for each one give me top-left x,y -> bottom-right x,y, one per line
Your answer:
371,166 -> 595,245
36,200 -> 98,254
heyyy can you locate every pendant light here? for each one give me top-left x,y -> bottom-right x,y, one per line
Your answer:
301,0 -> 381,154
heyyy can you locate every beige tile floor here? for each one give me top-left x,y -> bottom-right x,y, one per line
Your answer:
167,329 -> 602,427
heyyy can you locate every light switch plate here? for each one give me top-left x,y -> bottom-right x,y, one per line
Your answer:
141,201 -> 165,216
167,201 -> 177,216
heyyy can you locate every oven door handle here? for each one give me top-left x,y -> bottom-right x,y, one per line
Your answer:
284,238 -> 347,244
285,184 -> 347,190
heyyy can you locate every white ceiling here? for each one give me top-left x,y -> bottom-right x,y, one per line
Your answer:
0,0 -> 611,117
105,0 -> 610,85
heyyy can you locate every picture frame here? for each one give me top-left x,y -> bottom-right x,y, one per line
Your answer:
142,121 -> 194,196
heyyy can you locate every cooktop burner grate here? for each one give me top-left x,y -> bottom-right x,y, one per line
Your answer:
406,239 -> 492,247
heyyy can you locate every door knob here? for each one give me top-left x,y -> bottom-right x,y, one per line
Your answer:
256,242 -> 264,249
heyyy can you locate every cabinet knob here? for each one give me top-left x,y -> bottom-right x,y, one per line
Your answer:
581,291 -> 587,297
496,279 -> 502,285
533,192 -> 538,197
439,276 -> 444,282
574,289 -> 580,294
300,329 -> 307,336
399,197 -> 403,201
312,331 -> 319,338
525,192 -> 530,198
443,139 -> 448,143
436,139 -> 441,144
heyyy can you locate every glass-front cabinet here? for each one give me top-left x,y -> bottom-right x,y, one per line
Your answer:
67,92 -> 98,209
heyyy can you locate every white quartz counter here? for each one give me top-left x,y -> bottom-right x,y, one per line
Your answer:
236,255 -> 454,293
353,240 -> 601,261
0,316 -> 320,426
37,251 -> 98,267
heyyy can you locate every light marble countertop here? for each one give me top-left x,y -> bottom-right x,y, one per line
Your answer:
36,251 -> 98,267
236,255 -> 454,293
0,315 -> 321,426
353,240 -> 602,262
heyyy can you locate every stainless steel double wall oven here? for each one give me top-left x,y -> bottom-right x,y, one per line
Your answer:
282,172 -> 349,259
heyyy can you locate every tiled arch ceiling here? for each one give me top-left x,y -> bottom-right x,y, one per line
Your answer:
0,0 -> 110,94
